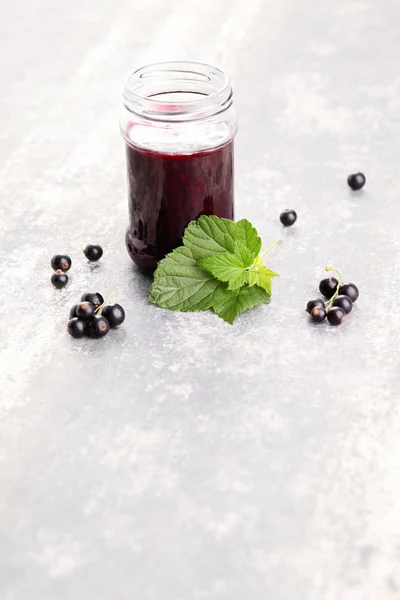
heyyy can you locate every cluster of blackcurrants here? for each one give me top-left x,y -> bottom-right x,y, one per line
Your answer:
306,270 -> 359,326
50,245 -> 103,289
68,292 -> 125,338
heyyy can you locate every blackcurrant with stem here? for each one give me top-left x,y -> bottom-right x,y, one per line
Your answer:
76,302 -> 95,320
51,254 -> 72,272
83,244 -> 103,262
319,277 -> 339,299
67,318 -> 86,338
347,173 -> 366,190
280,209 -> 297,227
51,270 -> 68,289
102,304 -> 125,328
87,315 -> 110,338
327,307 -> 346,326
339,283 -> 359,302
81,292 -> 104,309
310,306 -> 326,323
306,299 -> 325,314
333,295 -> 353,314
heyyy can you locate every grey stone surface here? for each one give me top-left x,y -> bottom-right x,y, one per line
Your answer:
1,0 -> 400,599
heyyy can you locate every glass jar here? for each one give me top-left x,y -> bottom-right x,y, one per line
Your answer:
120,61 -> 238,271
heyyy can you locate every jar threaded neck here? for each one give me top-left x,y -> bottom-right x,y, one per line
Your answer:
122,61 -> 233,122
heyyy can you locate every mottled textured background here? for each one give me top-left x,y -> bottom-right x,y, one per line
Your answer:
1,0 -> 400,599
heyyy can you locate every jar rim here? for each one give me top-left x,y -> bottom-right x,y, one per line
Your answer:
122,61 -> 233,122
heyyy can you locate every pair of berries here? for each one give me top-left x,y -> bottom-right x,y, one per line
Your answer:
50,254 -> 72,289
279,172 -> 366,230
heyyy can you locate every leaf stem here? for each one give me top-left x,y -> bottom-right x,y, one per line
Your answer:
246,237 -> 282,272
260,237 -> 282,260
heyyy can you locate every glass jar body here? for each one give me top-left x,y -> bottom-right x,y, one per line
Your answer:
121,62 -> 237,271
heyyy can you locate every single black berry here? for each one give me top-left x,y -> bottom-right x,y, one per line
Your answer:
333,295 -> 353,314
306,299 -> 325,314
51,254 -> 72,272
310,306 -> 326,323
319,277 -> 339,299
327,307 -> 346,326
102,303 -> 125,328
280,209 -> 297,227
83,244 -> 103,262
87,315 -> 110,338
76,301 -> 95,320
69,304 -> 79,318
347,173 -> 366,191
338,282 -> 359,303
81,292 -> 104,309
51,270 -> 68,289
67,318 -> 86,338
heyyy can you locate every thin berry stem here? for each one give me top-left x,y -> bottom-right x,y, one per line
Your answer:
324,265 -> 343,310
95,292 -> 120,315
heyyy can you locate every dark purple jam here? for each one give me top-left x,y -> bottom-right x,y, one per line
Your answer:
125,141 -> 234,271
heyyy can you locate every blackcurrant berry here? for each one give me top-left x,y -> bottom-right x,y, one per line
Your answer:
347,173 -> 366,191
333,295 -> 353,314
83,244 -> 103,262
51,270 -> 68,289
102,303 -> 125,328
338,282 -> 359,303
319,277 -> 339,299
87,315 -> 110,338
67,318 -> 86,338
76,301 -> 95,320
69,304 -> 79,318
81,292 -> 104,309
279,209 -> 297,227
306,299 -> 325,314
310,306 -> 326,323
327,307 -> 346,326
51,254 -> 72,272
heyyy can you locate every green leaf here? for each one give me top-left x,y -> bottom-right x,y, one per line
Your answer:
233,241 -> 255,267
248,266 -> 279,295
183,215 -> 262,261
183,215 -> 238,260
149,216 -> 279,323
212,285 -> 270,324
235,219 -> 262,256
199,241 -> 255,291
149,246 -> 223,312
